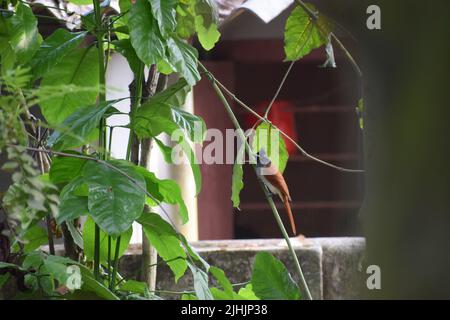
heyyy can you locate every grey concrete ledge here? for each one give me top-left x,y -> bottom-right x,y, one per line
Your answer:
120,237 -> 366,300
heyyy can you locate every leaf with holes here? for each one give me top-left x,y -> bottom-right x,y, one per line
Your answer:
83,160 -> 146,236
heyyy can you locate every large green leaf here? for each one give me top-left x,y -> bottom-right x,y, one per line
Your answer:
149,0 -> 177,36
7,3 -> 40,64
284,5 -> 331,61
49,152 -> 87,185
252,122 -> 289,173
83,216 -> 132,264
56,176 -> 88,224
251,252 -> 301,300
13,225 -> 48,253
128,0 -> 165,65
40,47 -> 99,125
30,29 -> 87,79
134,167 -> 189,223
47,100 -> 117,151
165,37 -> 200,86
83,160 -> 146,236
138,212 -> 187,282
231,145 -> 244,208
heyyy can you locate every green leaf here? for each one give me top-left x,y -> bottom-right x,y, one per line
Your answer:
134,167 -> 190,223
133,101 -> 205,144
251,252 -> 301,300
138,212 -> 187,281
194,15 -> 220,51
30,29 -> 87,79
152,78 -> 191,106
47,100 -> 117,151
149,0 -> 177,36
154,137 -> 173,164
237,283 -> 260,300
56,176 -> 88,224
253,122 -> 289,173
112,39 -> 140,75
7,3 -> 40,64
195,0 -> 219,28
128,0 -> 165,65
13,225 -> 47,253
119,280 -> 148,294
78,264 -> 120,300
284,5 -> 331,61
40,47 -> 99,125
83,160 -> 146,236
83,216 -> 132,264
176,3 -> 196,39
178,138 -> 202,196
49,152 -> 87,185
231,145 -> 244,208
210,266 -> 233,298
68,0 -> 92,4
189,262 -> 213,300
164,37 -> 200,86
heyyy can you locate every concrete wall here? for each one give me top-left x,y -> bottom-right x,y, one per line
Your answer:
120,237 -> 366,300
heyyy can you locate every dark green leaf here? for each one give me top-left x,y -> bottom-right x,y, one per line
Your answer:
154,137 -> 173,164
40,47 -> 99,125
128,0 -> 165,65
284,5 -> 331,61
83,160 -> 146,236
30,29 -> 87,79
49,152 -> 87,185
164,37 -> 200,86
251,252 -> 301,300
113,39 -> 140,74
47,100 -> 117,151
138,212 -> 187,281
83,216 -> 132,264
56,176 -> 88,224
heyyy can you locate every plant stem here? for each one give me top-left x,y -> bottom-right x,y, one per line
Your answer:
198,63 -> 313,300
93,0 -> 106,281
110,236 -> 121,291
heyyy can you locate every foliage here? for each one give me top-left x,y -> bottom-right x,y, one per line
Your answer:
0,0 -> 337,300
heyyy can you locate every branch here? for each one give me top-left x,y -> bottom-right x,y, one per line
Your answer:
200,63 -> 364,173
198,63 -> 313,300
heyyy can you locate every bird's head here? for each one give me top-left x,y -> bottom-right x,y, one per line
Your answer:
256,148 -> 272,168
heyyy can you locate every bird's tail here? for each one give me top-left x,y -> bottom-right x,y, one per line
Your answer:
282,195 -> 297,235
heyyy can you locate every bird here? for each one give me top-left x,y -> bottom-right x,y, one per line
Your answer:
255,148 -> 297,235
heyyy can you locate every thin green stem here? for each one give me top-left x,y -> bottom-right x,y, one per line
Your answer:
93,0 -> 106,281
198,63 -> 313,300
110,236 -> 121,291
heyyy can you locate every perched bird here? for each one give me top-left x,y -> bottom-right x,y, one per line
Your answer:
255,149 -> 297,235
